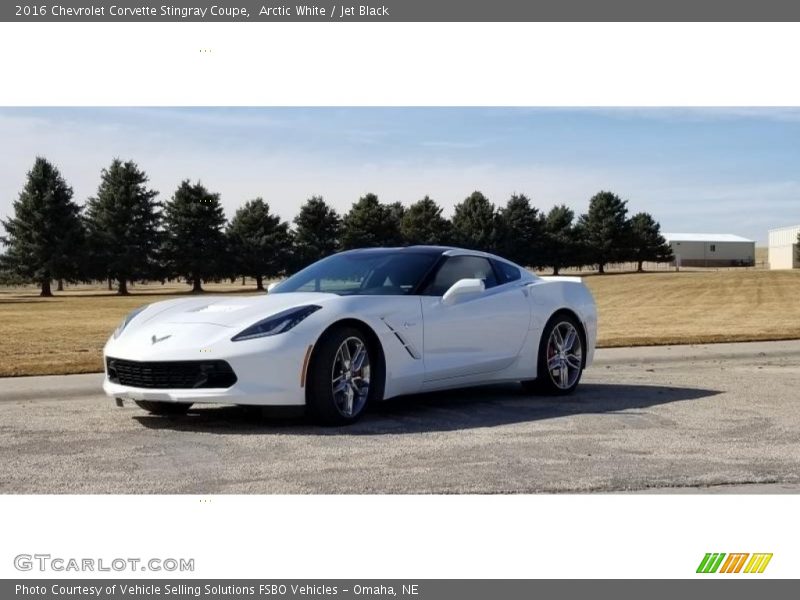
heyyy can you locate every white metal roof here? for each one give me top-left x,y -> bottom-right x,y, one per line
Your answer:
663,233 -> 754,243
768,224 -> 800,233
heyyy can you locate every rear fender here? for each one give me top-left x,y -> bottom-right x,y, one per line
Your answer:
526,278 -> 597,368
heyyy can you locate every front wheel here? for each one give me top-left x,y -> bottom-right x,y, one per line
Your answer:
522,314 -> 585,396
133,400 -> 192,415
307,326 -> 374,425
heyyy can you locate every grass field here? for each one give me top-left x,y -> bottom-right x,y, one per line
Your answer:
0,281 -> 260,377
2,269 -> 800,377
584,269 -> 800,347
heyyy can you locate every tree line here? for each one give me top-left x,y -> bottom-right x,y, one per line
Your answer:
0,157 -> 673,296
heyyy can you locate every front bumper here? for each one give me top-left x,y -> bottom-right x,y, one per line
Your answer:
102,378 -> 305,406
102,341 -> 311,407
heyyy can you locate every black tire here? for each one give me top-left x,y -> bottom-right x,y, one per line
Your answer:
307,325 -> 377,425
133,400 -> 192,415
522,313 -> 585,396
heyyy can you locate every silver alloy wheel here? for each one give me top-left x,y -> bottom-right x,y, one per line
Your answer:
546,321 -> 583,390
331,336 -> 371,417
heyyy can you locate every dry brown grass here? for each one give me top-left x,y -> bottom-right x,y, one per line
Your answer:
2,269 -> 800,377
585,269 -> 800,347
0,281 -> 261,377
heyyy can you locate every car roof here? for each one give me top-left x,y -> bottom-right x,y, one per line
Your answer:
341,245 -> 498,259
332,246 -> 537,283
342,245 -> 450,256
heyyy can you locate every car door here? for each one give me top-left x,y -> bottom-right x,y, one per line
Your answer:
419,255 -> 530,382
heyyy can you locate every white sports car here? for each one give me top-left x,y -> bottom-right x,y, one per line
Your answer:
103,246 -> 597,424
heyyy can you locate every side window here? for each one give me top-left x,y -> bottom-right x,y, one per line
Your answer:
493,260 -> 522,283
422,256 -> 498,296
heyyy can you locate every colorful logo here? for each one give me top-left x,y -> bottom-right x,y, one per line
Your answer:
697,553 -> 773,574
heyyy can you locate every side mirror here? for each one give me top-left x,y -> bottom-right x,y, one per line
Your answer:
267,281 -> 282,293
442,278 -> 485,306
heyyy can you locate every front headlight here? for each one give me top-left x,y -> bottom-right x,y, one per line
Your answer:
231,305 -> 322,342
113,305 -> 147,339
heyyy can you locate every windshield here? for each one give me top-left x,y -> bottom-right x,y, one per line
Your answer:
271,251 -> 440,296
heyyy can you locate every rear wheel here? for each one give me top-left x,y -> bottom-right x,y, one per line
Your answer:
522,314 -> 584,395
307,326 -> 374,425
133,400 -> 192,415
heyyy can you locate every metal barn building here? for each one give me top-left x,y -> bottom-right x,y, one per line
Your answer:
663,233 -> 756,268
768,225 -> 800,270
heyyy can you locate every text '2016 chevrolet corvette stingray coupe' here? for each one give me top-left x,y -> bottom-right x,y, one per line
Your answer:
103,246 -> 597,424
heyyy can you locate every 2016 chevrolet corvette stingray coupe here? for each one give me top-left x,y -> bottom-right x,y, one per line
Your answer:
103,246 -> 597,424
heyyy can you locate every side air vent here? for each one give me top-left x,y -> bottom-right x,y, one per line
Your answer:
380,318 -> 421,359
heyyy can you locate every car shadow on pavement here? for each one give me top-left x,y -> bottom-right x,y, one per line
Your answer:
132,382 -> 721,436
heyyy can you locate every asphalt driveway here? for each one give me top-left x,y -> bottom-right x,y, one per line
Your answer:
1,341 -> 799,493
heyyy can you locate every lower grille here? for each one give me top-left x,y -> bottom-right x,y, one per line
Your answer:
106,357 -> 237,389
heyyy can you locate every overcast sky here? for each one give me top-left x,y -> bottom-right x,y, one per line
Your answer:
1,107 -> 799,244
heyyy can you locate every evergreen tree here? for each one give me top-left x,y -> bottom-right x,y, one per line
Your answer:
577,190 -> 630,274
797,233 -> 800,264
292,196 -> 341,269
451,191 -> 497,252
387,201 -> 406,237
0,157 -> 84,296
628,212 -> 673,271
400,195 -> 452,245
227,198 -> 292,290
386,201 -> 406,246
341,193 -> 403,249
496,194 -> 544,267
161,180 -> 227,293
84,159 -> 160,295
542,204 -> 577,276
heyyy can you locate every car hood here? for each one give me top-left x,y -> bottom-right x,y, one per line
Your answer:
131,292 -> 339,330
